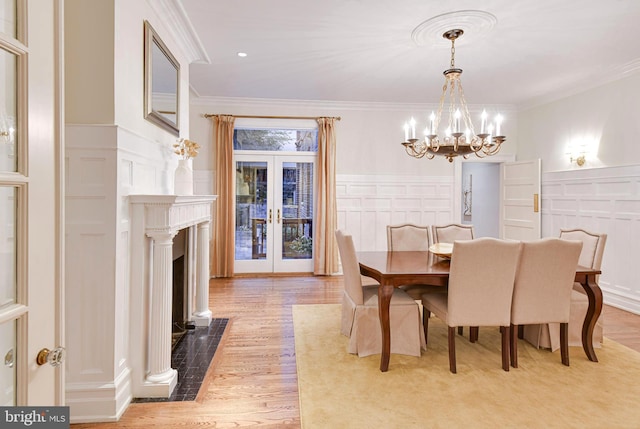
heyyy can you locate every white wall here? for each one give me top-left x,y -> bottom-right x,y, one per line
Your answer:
517,73 -> 640,171
65,0 -> 192,422
189,96 -> 517,194
518,72 -> 640,313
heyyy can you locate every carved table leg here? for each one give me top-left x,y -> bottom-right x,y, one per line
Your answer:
378,283 -> 394,372
579,273 -> 603,362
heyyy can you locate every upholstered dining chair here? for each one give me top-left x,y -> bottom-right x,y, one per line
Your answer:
510,238 -> 583,368
522,229 -> 607,351
386,223 -> 444,299
431,223 -> 475,244
387,223 -> 431,251
431,223 -> 476,337
421,238 -> 521,373
336,230 -> 425,357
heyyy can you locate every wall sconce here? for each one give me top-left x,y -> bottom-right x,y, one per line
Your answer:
569,153 -> 586,167
566,144 -> 587,167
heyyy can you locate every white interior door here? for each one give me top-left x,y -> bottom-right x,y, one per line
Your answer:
0,0 -> 62,407
500,159 -> 541,240
234,153 -> 315,273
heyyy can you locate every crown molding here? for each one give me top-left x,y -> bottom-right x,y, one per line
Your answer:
147,0 -> 210,64
190,94 -> 517,114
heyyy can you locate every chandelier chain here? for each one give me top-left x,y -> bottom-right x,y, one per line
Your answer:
450,38 -> 456,68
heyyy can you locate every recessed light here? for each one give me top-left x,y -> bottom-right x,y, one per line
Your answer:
237,52 -> 247,57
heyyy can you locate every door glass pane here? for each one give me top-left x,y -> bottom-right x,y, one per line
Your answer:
0,0 -> 17,38
0,187 -> 16,308
0,320 -> 16,406
281,162 -> 313,260
0,48 -> 17,172
235,161 -> 268,260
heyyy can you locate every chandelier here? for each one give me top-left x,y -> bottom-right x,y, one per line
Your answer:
402,29 -> 506,163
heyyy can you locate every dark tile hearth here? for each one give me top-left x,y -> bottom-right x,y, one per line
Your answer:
133,318 -> 228,403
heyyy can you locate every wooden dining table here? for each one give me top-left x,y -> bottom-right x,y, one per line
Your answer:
357,250 -> 603,372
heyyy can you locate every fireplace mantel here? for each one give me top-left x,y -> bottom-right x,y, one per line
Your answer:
129,194 -> 217,398
129,195 -> 215,233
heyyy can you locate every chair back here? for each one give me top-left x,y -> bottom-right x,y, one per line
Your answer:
432,223 -> 475,244
387,223 -> 431,251
559,228 -> 607,270
511,238 -> 583,325
447,238 -> 521,327
335,230 -> 364,305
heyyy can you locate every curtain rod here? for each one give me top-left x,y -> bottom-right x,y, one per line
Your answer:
203,113 -> 341,121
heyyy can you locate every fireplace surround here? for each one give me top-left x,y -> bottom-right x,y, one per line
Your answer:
129,195 -> 216,398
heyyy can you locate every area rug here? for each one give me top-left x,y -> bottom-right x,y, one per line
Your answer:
293,304 -> 640,429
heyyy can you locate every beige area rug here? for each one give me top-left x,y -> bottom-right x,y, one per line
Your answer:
293,304 -> 640,429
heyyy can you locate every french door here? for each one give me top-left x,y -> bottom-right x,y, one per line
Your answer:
234,153 -> 315,273
0,0 -> 62,407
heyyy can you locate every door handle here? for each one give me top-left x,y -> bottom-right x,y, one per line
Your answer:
37,347 -> 66,367
277,209 -> 281,224
533,193 -> 539,213
268,209 -> 272,224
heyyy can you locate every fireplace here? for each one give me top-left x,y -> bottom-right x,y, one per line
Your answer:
129,195 -> 217,398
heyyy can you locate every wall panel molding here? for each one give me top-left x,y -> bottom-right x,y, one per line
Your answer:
542,165 -> 640,314
336,174 -> 454,251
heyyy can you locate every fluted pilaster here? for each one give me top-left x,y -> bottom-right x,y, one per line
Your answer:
146,230 -> 178,384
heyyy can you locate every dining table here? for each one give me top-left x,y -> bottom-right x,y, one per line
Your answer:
357,250 -> 603,372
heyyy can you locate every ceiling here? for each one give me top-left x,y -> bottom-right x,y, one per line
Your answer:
181,0 -> 640,109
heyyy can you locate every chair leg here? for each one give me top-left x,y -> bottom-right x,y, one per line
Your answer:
457,326 -> 463,336
517,325 -> 524,339
510,324 -> 518,368
501,325 -> 510,372
423,310 -> 431,345
448,326 -> 457,374
469,326 -> 479,343
560,322 -> 569,366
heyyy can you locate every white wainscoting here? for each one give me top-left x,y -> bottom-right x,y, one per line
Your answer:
65,124 -> 174,422
336,174 -> 455,251
542,165 -> 640,314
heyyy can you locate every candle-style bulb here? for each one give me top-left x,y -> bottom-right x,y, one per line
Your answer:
495,114 -> 503,136
429,111 -> 436,135
409,117 -> 416,139
480,110 -> 488,134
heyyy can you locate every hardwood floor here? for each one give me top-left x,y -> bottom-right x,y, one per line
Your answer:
72,275 -> 640,428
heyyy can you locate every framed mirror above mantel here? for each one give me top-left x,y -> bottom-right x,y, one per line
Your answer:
143,20 -> 180,136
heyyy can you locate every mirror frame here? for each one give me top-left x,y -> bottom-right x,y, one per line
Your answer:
144,20 -> 180,136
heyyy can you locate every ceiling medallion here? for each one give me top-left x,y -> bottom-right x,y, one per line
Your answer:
411,10 -> 497,47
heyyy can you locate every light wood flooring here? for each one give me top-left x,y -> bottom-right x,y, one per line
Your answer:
72,275 -> 640,428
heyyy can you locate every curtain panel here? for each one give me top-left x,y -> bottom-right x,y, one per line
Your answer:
314,117 -> 339,275
212,115 -> 236,277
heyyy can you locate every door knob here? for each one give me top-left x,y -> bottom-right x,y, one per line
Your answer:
4,348 -> 14,368
36,347 -> 66,367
